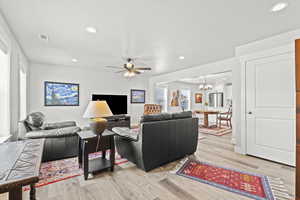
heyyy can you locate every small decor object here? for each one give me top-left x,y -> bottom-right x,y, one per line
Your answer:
131,89 -> 145,104
170,90 -> 179,107
45,81 -> 79,106
195,93 -> 203,103
176,159 -> 282,200
83,101 -> 113,137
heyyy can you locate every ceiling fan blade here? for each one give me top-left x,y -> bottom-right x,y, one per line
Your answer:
105,66 -> 122,69
135,67 -> 152,70
115,70 -> 127,73
133,70 -> 141,74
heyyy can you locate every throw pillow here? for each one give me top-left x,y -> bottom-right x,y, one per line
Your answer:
25,112 -> 45,131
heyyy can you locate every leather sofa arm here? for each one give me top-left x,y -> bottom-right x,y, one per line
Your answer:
18,121 -> 29,140
112,127 -> 139,142
43,121 -> 77,130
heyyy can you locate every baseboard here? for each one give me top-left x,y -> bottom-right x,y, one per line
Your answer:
234,146 -> 246,155
0,135 -> 11,143
231,137 -> 236,145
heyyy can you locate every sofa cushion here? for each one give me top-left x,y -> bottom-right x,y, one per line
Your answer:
25,112 -> 45,131
25,126 -> 80,139
172,111 -> 192,119
140,113 -> 172,123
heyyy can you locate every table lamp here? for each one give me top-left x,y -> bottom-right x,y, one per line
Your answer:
83,101 -> 113,135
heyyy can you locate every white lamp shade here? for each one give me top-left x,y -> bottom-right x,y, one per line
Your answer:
83,101 -> 113,118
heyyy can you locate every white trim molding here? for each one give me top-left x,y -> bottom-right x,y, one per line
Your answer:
238,44 -> 295,156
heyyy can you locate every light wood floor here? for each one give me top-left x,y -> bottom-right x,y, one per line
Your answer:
0,133 -> 295,200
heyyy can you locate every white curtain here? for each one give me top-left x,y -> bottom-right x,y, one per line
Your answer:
19,62 -> 27,120
154,87 -> 168,112
0,42 -> 10,137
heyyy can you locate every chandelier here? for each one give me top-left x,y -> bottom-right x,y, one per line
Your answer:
199,79 -> 212,91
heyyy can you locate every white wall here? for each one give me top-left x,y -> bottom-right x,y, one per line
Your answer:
149,29 -> 300,154
29,63 -> 149,127
235,30 -> 300,154
0,12 -> 29,139
162,81 -> 232,113
149,58 -> 240,146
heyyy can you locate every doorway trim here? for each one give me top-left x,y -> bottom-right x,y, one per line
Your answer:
239,44 -> 295,155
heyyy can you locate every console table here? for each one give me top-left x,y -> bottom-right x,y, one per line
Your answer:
104,115 -> 130,130
0,139 -> 44,200
77,130 -> 115,180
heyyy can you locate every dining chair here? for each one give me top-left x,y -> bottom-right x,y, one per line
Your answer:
217,107 -> 232,128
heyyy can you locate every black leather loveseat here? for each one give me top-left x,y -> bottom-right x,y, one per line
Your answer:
114,111 -> 198,171
18,112 -> 81,162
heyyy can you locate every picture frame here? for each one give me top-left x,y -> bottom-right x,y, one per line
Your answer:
44,81 -> 80,106
170,89 -> 180,107
195,93 -> 203,104
130,89 -> 146,104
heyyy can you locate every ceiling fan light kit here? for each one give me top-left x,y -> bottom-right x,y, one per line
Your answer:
105,57 -> 152,78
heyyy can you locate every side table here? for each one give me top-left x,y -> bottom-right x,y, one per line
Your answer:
77,130 -> 115,180
0,139 -> 44,200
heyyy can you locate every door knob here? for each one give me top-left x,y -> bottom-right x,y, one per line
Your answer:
248,111 -> 252,114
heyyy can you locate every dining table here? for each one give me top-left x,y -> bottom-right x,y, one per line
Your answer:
194,110 -> 219,128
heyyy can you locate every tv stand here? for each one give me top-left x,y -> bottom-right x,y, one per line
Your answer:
104,115 -> 130,130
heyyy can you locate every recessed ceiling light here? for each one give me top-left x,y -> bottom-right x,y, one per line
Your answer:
85,26 -> 97,33
39,34 -> 49,41
72,58 -> 78,63
271,2 -> 288,12
179,56 -> 185,60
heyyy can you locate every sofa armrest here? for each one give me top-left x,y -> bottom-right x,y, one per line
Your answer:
43,121 -> 77,130
112,127 -> 139,142
25,126 -> 81,139
18,121 -> 29,140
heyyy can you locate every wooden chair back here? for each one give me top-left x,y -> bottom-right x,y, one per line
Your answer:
144,104 -> 162,115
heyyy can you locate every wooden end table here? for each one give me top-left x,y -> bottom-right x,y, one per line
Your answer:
0,139 -> 44,200
77,130 -> 115,180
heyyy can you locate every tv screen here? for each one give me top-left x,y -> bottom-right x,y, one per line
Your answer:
92,94 -> 127,115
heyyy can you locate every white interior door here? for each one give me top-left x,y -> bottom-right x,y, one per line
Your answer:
246,53 -> 295,166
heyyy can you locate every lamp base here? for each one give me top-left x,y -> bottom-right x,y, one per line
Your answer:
90,118 -> 107,136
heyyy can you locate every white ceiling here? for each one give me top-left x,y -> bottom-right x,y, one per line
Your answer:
0,0 -> 300,75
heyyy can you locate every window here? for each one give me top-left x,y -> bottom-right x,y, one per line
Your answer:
19,62 -> 27,120
0,43 -> 10,137
154,87 -> 168,112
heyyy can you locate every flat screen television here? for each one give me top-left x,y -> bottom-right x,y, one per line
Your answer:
92,94 -> 127,115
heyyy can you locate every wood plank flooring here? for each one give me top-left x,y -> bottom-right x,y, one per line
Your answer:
0,133 -> 295,200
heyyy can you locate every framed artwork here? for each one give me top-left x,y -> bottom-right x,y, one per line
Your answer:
131,89 -> 145,104
170,90 -> 179,107
195,93 -> 203,103
180,90 -> 190,111
45,81 -> 79,106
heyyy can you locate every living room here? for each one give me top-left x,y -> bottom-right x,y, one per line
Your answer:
0,1 -> 300,200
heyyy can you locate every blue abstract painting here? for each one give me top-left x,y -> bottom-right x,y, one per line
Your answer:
45,82 -> 79,106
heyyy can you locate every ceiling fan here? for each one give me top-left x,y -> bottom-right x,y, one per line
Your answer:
105,58 -> 152,77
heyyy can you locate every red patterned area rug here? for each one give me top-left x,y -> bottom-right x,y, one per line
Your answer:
176,159 -> 279,200
24,152 -> 127,190
199,126 -> 231,136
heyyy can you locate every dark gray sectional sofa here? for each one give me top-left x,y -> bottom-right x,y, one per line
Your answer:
114,111 -> 199,171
